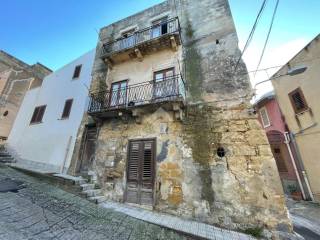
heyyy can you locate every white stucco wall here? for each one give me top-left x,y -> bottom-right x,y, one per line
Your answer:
7,50 -> 95,173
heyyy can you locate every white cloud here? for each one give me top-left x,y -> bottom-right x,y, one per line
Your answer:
240,38 -> 309,101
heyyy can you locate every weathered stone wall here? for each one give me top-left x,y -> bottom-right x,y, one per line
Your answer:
93,104 -> 290,233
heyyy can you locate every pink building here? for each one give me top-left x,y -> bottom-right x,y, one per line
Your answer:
254,91 -> 300,195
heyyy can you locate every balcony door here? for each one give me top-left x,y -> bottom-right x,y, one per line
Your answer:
153,68 -> 176,99
120,29 -> 136,50
151,17 -> 168,39
110,80 -> 127,107
126,139 -> 155,206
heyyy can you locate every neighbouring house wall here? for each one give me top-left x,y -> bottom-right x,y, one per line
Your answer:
256,98 -> 299,193
69,0 -> 292,236
257,99 -> 287,133
7,50 -> 95,173
272,35 -> 320,202
0,51 -> 51,140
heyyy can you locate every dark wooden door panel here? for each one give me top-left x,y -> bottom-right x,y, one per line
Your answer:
126,139 -> 155,206
79,127 -> 97,173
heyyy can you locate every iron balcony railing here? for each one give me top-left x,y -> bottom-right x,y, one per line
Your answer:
101,17 -> 181,57
88,75 -> 185,114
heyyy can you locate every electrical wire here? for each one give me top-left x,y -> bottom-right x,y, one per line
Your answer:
253,0 -> 280,78
234,0 -> 268,72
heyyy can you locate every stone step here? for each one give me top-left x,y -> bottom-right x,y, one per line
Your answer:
88,196 -> 106,204
74,178 -> 87,185
0,153 -> 11,157
0,157 -> 15,163
80,183 -> 95,191
83,189 -> 102,197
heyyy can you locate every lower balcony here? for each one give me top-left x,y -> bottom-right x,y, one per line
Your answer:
88,75 -> 186,119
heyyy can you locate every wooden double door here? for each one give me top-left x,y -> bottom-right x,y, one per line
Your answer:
125,139 -> 156,206
78,126 -> 97,174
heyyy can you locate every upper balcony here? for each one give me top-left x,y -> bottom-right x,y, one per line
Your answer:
100,17 -> 182,64
88,74 -> 185,120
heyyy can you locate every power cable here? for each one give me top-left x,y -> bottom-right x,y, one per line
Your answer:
253,0 -> 280,78
234,0 -> 268,72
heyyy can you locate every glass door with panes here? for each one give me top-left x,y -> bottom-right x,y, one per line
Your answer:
151,17 -> 168,39
110,81 -> 127,107
153,68 -> 175,99
120,29 -> 136,50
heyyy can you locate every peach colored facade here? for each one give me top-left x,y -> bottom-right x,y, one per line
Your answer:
271,34 -> 320,202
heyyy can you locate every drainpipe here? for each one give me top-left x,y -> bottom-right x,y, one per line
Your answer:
283,132 -> 306,200
289,132 -> 315,201
61,136 -> 72,174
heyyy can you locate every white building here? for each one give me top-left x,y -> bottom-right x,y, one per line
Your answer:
7,50 -> 95,173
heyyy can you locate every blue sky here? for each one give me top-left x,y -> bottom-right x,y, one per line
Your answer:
1,0 -> 319,96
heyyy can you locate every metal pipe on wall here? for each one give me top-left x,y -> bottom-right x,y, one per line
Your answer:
284,132 -> 306,199
289,132 -> 315,201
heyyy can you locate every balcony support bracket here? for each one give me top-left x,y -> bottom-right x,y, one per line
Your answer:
135,48 -> 143,62
132,109 -> 143,124
170,36 -> 178,51
173,103 -> 184,121
104,58 -> 113,70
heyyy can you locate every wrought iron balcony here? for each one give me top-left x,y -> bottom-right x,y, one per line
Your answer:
88,75 -> 185,115
100,17 -> 181,61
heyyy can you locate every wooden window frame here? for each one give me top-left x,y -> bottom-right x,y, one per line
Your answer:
72,65 -> 82,79
61,99 -> 73,119
288,88 -> 308,114
30,105 -> 46,124
109,80 -> 128,107
259,107 -> 271,128
153,67 -> 175,82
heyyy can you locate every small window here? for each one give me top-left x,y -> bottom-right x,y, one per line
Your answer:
259,107 -> 271,128
289,88 -> 308,114
72,65 -> 82,79
30,105 -> 46,124
61,99 -> 73,119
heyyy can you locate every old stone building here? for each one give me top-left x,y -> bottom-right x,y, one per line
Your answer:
0,50 -> 51,141
69,0 -> 292,236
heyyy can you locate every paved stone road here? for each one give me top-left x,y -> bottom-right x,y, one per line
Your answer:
0,165 -> 190,240
287,198 -> 320,240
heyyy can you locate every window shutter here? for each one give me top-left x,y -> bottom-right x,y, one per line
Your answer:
37,106 -> 46,122
260,107 -> 270,128
62,99 -> 73,119
126,142 -> 140,204
30,105 -> 46,124
128,142 -> 140,181
30,107 -> 39,123
140,140 -> 154,205
289,88 -> 308,114
73,65 -> 82,79
142,141 -> 153,181
292,92 -> 305,111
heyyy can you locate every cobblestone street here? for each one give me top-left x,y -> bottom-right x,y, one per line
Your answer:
0,165 -> 190,240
